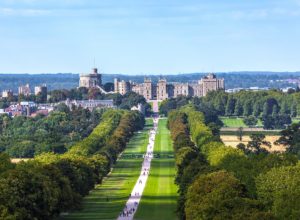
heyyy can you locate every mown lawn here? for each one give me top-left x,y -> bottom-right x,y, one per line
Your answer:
221,117 -> 300,128
220,117 -> 263,128
135,119 -> 178,220
59,120 -> 153,220
292,118 -> 300,124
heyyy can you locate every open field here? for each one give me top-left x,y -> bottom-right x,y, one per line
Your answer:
220,117 -> 263,128
221,135 -> 286,152
221,117 -> 300,129
60,120 -> 153,220
135,119 -> 178,220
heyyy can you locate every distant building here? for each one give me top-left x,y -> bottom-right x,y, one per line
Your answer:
173,83 -> 190,98
200,73 -> 225,96
131,78 -> 157,100
114,73 -> 225,100
34,84 -> 47,96
18,84 -> 31,96
79,68 -> 102,88
114,78 -> 131,95
157,79 -> 168,100
64,99 -> 115,110
2,90 -> 13,98
79,68 -> 111,94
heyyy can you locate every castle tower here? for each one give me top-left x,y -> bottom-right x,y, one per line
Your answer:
157,78 -> 168,100
79,68 -> 102,88
200,73 -> 225,96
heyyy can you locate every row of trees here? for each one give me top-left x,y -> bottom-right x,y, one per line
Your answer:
160,89 -> 300,129
168,105 -> 300,219
0,109 -> 145,219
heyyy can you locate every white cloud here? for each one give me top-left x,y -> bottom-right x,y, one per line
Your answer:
0,7 -> 51,16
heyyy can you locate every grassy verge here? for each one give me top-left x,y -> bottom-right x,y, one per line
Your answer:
135,119 -> 178,220
60,119 -> 153,220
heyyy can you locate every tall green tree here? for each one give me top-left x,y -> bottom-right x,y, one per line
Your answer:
234,100 -> 243,116
225,96 -> 235,116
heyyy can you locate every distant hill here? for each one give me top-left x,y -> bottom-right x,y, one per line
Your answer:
0,72 -> 300,92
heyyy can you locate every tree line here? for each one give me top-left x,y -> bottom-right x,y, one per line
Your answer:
168,105 -> 300,219
0,109 -> 145,219
161,89 -> 300,129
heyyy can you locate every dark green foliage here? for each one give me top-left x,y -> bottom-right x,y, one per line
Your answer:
243,116 -> 258,127
276,122 -> 300,157
0,153 -> 15,174
262,114 -> 291,129
160,96 -> 191,116
0,107 -> 103,158
238,134 -> 271,155
185,171 -> 273,220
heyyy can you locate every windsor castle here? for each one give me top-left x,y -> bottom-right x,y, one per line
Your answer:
114,73 -> 224,100
79,68 -> 224,100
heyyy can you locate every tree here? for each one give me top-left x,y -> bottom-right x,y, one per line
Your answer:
243,116 -> 258,127
225,96 -> 235,116
252,102 -> 261,117
272,105 -> 279,117
276,123 -> 300,157
103,82 -> 114,92
263,98 -> 278,116
256,165 -> 300,219
185,170 -> 270,220
55,103 -> 70,113
234,100 -> 243,116
245,134 -> 271,155
280,100 -> 289,115
0,153 -> 15,174
88,88 -> 102,99
237,127 -> 244,141
0,165 -> 61,220
262,114 -> 291,130
243,100 -> 252,116
291,102 -> 297,117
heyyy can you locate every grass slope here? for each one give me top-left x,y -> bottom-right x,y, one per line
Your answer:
135,119 -> 178,220
60,120 -> 153,220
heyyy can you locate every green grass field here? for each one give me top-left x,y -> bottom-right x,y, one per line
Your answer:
220,117 -> 263,128
135,119 -> 178,220
60,120 -> 153,220
292,118 -> 300,124
221,117 -> 300,128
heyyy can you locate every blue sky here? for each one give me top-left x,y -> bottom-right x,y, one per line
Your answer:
0,0 -> 300,74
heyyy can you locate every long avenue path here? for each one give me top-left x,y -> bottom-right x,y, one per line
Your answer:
135,118 -> 178,220
117,117 -> 159,220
